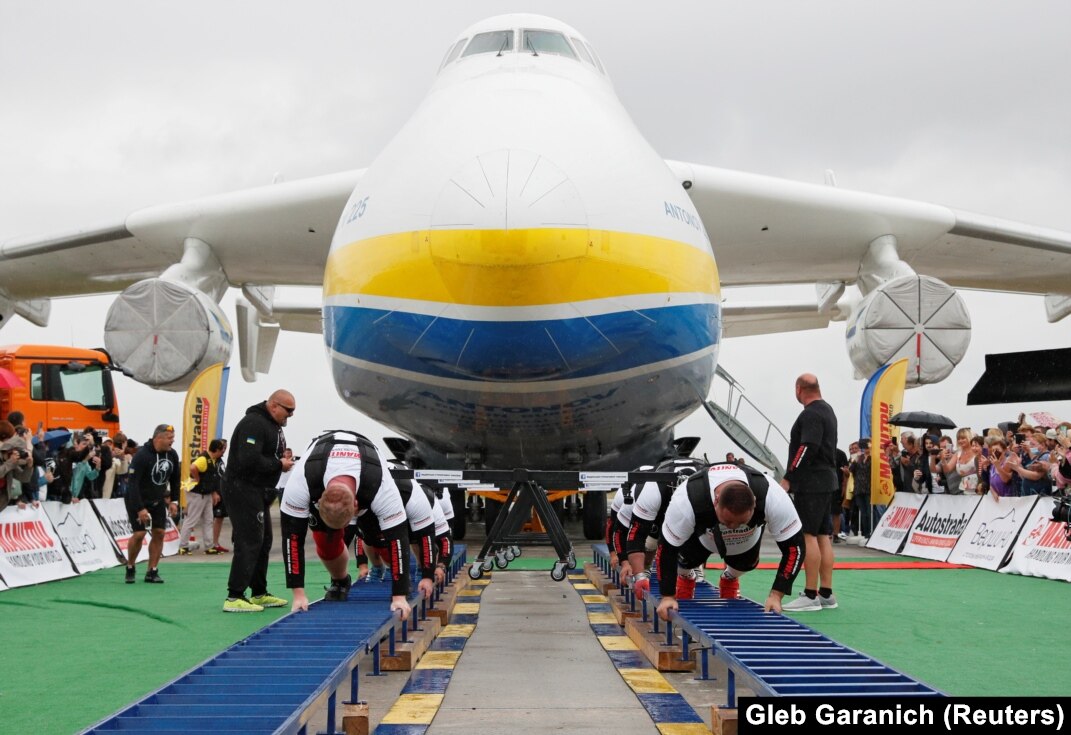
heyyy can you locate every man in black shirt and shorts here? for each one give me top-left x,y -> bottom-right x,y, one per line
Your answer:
780,374 -> 839,612
124,424 -> 180,584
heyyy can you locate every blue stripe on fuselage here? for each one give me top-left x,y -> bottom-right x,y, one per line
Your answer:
324,302 -> 720,381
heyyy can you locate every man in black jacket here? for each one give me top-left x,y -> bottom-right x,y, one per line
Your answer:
779,373 -> 839,612
222,390 -> 295,613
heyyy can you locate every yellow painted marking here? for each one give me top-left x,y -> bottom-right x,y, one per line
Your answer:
620,668 -> 677,694
458,589 -> 482,596
598,635 -> 639,651
568,573 -> 587,579
469,579 -> 491,586
582,594 -> 609,604
380,693 -> 444,725
325,228 -> 719,305
416,651 -> 462,669
453,603 -> 480,614
439,624 -> 475,638
573,583 -> 597,590
658,724 -> 713,735
587,612 -> 618,625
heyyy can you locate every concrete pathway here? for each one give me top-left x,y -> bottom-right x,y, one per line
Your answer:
428,571 -> 659,734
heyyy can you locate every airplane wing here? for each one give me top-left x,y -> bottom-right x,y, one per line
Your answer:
721,298 -> 840,339
0,170 -> 364,304
665,160 -> 1071,295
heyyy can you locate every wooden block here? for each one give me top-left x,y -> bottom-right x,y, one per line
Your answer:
583,562 -> 619,596
424,569 -> 474,624
712,707 -> 738,735
341,702 -> 369,735
624,615 -> 695,672
381,615 -> 443,671
606,590 -> 643,625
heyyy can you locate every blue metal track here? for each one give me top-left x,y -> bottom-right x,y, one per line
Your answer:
82,546 -> 467,735
591,544 -> 942,702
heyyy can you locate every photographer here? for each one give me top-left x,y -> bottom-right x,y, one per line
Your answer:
898,432 -> 930,494
1012,435 -> 1052,496
0,437 -> 35,511
70,433 -> 102,501
931,435 -> 962,495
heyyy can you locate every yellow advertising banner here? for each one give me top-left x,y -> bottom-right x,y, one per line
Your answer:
180,363 -> 224,506
870,358 -> 908,506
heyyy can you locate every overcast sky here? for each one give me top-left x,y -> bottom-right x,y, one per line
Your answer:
2,2 -> 1069,461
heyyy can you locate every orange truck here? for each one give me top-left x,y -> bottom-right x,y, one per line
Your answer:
0,344 -> 122,436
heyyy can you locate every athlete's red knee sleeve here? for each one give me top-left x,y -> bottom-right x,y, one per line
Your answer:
313,528 -> 346,561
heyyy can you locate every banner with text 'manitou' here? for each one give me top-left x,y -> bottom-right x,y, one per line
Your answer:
866,358 -> 908,506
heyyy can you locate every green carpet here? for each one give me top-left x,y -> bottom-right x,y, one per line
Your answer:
6,557 -> 1071,732
737,567 -> 1070,696
0,561 -> 333,734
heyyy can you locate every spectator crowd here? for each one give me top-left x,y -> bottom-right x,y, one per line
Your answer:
835,412 -> 1071,544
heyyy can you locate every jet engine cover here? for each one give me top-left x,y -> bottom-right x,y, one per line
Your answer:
104,278 -> 233,391
845,275 -> 970,386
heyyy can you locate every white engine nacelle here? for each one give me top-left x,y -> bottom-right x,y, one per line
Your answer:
845,275 -> 970,386
104,278 -> 233,391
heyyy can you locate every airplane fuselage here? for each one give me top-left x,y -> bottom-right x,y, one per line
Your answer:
323,16 -> 720,469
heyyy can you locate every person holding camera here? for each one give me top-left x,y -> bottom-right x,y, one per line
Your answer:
898,432 -> 930,494
70,433 -> 102,501
0,437 -> 35,511
80,426 -> 112,500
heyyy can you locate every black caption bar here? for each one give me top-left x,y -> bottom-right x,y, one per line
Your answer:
738,697 -> 1069,733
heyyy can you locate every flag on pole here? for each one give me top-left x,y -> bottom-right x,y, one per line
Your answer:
868,358 -> 908,506
180,363 -> 225,507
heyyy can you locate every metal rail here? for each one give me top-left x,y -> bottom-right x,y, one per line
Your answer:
82,547 -> 467,734
591,544 -> 942,704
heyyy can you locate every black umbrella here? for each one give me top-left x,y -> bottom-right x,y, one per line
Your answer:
888,411 -> 956,430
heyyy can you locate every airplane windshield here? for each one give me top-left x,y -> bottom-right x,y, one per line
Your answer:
461,31 -> 513,57
571,37 -> 596,67
440,38 -> 467,68
522,30 -> 577,59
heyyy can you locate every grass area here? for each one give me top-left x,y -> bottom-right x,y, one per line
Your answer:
1,561 -> 335,734
736,566 -> 1071,696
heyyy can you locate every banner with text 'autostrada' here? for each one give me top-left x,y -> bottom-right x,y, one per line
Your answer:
0,505 -> 78,588
181,363 -> 226,506
947,494 -> 1039,570
1000,497 -> 1071,582
92,498 -> 180,562
43,500 -> 122,573
867,359 -> 907,506
899,494 -> 981,561
865,492 -> 926,554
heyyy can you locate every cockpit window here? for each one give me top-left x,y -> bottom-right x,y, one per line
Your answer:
461,30 -> 514,57
570,37 -> 595,67
440,38 -> 467,69
581,40 -> 606,74
522,30 -> 578,59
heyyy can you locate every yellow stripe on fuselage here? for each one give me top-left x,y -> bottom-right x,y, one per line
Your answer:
324,228 -> 718,306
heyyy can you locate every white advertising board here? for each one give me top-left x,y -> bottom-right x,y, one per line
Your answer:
0,505 -> 78,588
947,494 -> 1038,570
866,492 -> 927,554
900,494 -> 980,562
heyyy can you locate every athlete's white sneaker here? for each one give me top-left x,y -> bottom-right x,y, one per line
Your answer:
782,593 -> 822,612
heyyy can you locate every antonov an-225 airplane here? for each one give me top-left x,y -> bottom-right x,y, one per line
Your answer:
2,14 -> 1070,474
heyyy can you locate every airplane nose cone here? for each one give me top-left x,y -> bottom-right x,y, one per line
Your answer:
429,149 -> 589,265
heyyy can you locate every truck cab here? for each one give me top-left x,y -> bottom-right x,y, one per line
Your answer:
0,345 -> 121,436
